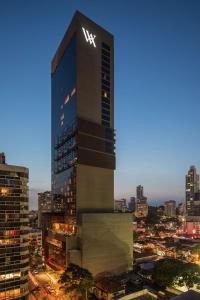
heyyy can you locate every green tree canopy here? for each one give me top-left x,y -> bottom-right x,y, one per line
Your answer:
59,263 -> 93,300
152,259 -> 200,290
192,244 -> 200,254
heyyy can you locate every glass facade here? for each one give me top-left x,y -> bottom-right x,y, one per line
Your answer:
52,35 -> 77,224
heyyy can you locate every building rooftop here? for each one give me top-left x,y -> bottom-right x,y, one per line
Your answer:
170,290 -> 200,300
95,277 -> 124,293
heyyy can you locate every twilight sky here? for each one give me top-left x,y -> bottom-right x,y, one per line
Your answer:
1,0 -> 200,209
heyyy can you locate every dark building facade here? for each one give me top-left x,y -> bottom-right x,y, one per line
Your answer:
186,165 -> 200,217
0,157 -> 29,300
47,11 -> 132,275
51,11 -> 115,222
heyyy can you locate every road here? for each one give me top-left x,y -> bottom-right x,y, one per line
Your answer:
29,270 -> 69,300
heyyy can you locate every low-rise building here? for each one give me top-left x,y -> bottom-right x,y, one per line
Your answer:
115,199 -> 127,212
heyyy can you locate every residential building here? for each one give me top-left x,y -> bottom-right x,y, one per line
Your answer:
29,229 -> 43,270
0,154 -> 29,300
135,185 -> 148,218
114,199 -> 127,212
128,197 -> 136,212
136,185 -> 145,200
164,200 -> 176,218
186,165 -> 200,216
46,11 -> 133,275
178,202 -> 185,216
29,210 -> 38,229
38,191 -> 52,227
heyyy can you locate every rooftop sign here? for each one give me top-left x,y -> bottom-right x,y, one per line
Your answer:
82,27 -> 96,48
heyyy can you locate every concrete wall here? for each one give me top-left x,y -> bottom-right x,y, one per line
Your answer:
76,164 -> 114,217
80,213 -> 133,276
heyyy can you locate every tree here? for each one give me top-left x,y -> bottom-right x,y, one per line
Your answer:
152,259 -> 200,290
59,263 -> 93,300
192,244 -> 200,255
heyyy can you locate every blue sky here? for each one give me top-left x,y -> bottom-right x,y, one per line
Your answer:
1,0 -> 200,209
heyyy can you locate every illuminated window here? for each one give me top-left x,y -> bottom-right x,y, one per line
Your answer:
64,95 -> 69,104
60,113 -> 64,121
71,88 -> 76,97
1,188 -> 8,195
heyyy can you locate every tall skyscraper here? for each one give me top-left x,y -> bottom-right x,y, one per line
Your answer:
164,200 -> 176,218
186,166 -> 200,216
135,185 -> 148,218
136,185 -> 144,200
51,11 -> 115,219
0,155 -> 29,300
47,11 -> 133,275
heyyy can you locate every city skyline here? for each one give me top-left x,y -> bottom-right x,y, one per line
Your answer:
1,1 -> 200,209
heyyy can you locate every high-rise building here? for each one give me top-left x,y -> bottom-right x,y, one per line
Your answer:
46,11 -> 133,275
51,12 -> 115,217
135,185 -> 148,218
178,202 -> 186,216
136,185 -> 144,200
38,191 -> 52,227
0,155 -> 29,300
128,197 -> 136,212
164,200 -> 176,218
186,165 -> 200,216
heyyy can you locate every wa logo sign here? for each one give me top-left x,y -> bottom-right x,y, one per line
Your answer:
82,27 -> 96,48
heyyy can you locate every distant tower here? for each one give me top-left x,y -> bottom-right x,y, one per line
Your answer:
135,185 -> 148,218
186,166 -> 199,216
136,185 -> 144,200
38,191 -> 52,227
164,200 -> 176,218
129,197 -> 136,212
0,152 -> 6,164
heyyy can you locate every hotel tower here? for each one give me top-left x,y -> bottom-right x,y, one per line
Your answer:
44,11 -> 132,275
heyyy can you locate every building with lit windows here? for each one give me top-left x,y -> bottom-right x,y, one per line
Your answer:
29,229 -> 43,270
186,165 -> 200,216
0,154 -> 29,300
38,191 -> 52,227
164,200 -> 176,218
185,166 -> 200,236
135,185 -> 148,218
46,11 -> 133,275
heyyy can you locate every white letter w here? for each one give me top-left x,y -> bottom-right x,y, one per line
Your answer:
82,27 -> 96,48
